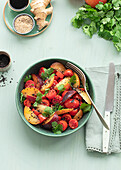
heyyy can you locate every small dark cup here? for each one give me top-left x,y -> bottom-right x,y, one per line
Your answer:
0,51 -> 11,72
8,0 -> 30,12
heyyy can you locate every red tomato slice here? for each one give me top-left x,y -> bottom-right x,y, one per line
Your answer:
25,80 -> 36,88
39,67 -> 45,77
62,114 -> 72,123
59,120 -> 68,131
46,89 -> 57,100
69,119 -> 78,129
64,99 -> 79,109
70,109 -> 78,116
73,93 -> 82,101
52,95 -> 63,105
54,75 -> 59,81
38,114 -> 47,124
58,116 -> 61,121
32,108 -> 40,116
56,71 -> 64,79
41,99 -> 50,106
64,69 -> 73,77
24,99 -> 31,107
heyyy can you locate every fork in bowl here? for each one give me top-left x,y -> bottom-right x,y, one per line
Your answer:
65,62 -> 109,130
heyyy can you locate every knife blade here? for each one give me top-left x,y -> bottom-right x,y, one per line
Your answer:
103,63 -> 115,153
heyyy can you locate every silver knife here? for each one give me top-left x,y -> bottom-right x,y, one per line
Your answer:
103,63 -> 115,153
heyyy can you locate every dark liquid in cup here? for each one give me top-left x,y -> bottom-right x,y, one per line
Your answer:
0,54 -> 10,68
10,0 -> 29,9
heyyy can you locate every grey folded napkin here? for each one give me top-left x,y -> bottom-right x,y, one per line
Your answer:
85,65 -> 121,154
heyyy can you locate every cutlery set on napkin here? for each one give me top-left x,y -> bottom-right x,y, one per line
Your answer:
85,63 -> 121,154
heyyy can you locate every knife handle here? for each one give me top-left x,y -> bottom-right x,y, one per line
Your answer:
103,111 -> 110,153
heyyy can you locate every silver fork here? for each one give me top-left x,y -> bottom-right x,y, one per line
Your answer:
66,62 -> 109,130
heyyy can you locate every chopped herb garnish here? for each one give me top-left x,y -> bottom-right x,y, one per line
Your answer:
33,92 -> 43,107
42,106 -> 54,117
52,121 -> 63,134
20,93 -> 26,103
80,103 -> 91,113
24,75 -> 32,83
41,68 -> 54,80
33,102 -> 38,107
43,88 -> 50,96
57,84 -> 66,94
70,75 -> 76,87
49,73 -> 55,79
52,103 -> 64,112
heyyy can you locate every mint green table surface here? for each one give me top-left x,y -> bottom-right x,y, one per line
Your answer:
0,0 -> 121,170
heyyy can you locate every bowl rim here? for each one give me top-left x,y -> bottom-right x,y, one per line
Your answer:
15,58 -> 95,137
13,13 -> 35,35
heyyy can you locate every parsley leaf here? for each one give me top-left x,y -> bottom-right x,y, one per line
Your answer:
52,103 -> 64,112
42,107 -> 53,117
20,93 -> 26,103
71,0 -> 121,51
70,75 -> 76,87
43,88 -> 50,96
57,84 -> 66,94
24,75 -> 32,83
52,121 -> 63,134
33,92 -> 43,107
80,103 -> 91,113
41,68 -> 54,80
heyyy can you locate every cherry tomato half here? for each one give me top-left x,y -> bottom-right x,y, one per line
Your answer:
64,99 -> 79,109
69,119 -> 78,129
54,75 -> 59,81
52,95 -> 63,105
73,93 -> 82,101
62,114 -> 72,123
24,99 -> 31,107
64,69 -> 73,77
59,120 -> 68,131
25,80 -> 36,88
41,99 -> 50,106
56,71 -> 64,79
46,89 -> 57,100
32,108 -> 40,116
70,109 -> 78,116
39,67 -> 45,77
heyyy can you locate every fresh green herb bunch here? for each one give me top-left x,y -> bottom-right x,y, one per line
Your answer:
71,0 -> 121,51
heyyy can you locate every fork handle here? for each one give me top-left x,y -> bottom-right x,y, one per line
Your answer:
86,90 -> 109,130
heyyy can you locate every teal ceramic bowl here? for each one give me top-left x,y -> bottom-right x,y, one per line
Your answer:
15,58 -> 95,137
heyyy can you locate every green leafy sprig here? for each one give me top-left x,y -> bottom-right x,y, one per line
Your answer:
52,121 -> 63,134
80,103 -> 91,113
33,92 -> 43,107
20,93 -> 26,103
57,84 -> 66,94
69,75 -> 76,87
42,107 -> 54,117
24,75 -> 32,83
52,103 -> 64,112
71,0 -> 121,51
41,68 -> 54,80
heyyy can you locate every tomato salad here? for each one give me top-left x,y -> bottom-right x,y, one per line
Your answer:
20,62 -> 91,134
